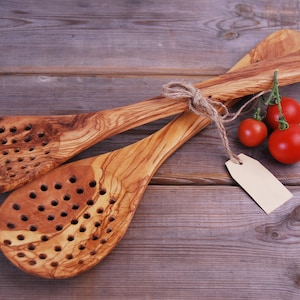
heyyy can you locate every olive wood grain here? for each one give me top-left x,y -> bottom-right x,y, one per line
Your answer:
1,30 -> 300,193
1,30 -> 300,279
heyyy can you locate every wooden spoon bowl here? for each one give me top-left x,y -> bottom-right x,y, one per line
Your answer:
0,112 -> 229,279
0,97 -> 187,193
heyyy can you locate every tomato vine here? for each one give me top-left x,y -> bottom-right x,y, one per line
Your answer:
237,71 -> 300,164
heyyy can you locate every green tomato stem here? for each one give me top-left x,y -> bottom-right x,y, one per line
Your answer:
265,71 -> 289,130
253,96 -> 263,121
265,71 -> 280,105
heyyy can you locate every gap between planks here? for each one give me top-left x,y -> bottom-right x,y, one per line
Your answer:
0,66 -> 226,77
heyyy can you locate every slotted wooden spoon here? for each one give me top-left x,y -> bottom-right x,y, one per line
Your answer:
1,30 -> 300,279
1,29 -> 300,193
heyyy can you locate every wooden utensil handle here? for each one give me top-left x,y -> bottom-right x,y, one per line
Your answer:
197,52 -> 300,100
89,51 -> 300,144
127,52 -> 300,175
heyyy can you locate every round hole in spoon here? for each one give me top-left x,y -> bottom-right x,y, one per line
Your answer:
28,244 -> 35,251
0,118 -> 59,193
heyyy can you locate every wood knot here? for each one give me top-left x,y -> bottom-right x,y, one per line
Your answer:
223,31 -> 239,40
255,205 -> 300,244
235,4 -> 254,18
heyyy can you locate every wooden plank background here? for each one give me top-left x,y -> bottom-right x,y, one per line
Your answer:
1,0 -> 300,299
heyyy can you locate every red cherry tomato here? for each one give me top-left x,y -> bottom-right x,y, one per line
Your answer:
238,118 -> 268,147
268,124 -> 300,164
266,96 -> 300,129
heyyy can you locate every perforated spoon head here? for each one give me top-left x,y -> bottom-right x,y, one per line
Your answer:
0,116 -> 61,190
0,98 -> 188,193
0,114 -> 85,193
0,104 -> 213,279
0,153 -> 148,278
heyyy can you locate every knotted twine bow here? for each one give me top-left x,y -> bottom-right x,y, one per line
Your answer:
162,81 -> 266,164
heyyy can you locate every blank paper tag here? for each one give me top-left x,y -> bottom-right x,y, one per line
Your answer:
225,153 -> 293,214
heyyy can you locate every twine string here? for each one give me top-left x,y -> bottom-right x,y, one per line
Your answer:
162,81 -> 268,164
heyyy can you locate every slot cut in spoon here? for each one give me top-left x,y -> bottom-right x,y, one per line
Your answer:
1,30 -> 300,279
1,29 -> 300,193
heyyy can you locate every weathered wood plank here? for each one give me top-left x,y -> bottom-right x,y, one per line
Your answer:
0,75 -> 209,115
1,186 -> 300,299
0,0 -> 299,75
